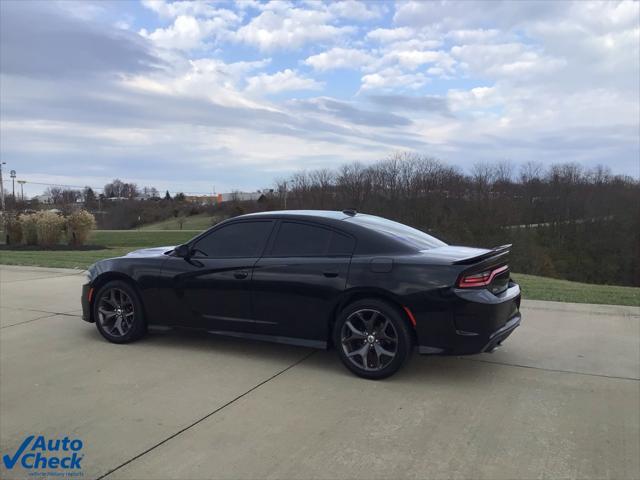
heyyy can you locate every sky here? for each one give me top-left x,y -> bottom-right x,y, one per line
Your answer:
1,0 -> 639,197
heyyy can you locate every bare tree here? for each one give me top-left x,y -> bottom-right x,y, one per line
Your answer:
520,161 -> 544,184
45,187 -> 63,204
494,160 -> 514,185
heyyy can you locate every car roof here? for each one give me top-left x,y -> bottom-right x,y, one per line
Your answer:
241,210 -> 351,221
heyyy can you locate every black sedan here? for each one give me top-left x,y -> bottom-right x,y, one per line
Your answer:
81,210 -> 521,379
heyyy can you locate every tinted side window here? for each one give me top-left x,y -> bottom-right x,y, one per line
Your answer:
347,214 -> 446,250
271,222 -> 354,257
194,221 -> 273,258
328,231 -> 355,255
272,222 -> 331,256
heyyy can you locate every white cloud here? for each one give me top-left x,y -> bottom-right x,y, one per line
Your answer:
366,27 -> 414,43
140,15 -> 204,50
446,29 -> 501,43
235,6 -> 354,50
451,43 -> 565,78
360,67 -> 429,91
359,26 -> 451,87
114,19 -> 132,30
447,86 -> 502,112
304,47 -> 375,71
235,0 -> 263,11
393,1 -> 454,28
393,0 -> 567,30
383,49 -> 455,71
141,0 -> 238,20
124,57 -> 272,109
140,12 -> 240,50
328,1 -> 384,21
383,37 -> 443,51
245,69 -> 323,94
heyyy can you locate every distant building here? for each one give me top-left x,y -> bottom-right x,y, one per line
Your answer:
184,195 -> 216,205
177,190 -> 274,205
214,191 -> 271,203
34,193 -> 53,204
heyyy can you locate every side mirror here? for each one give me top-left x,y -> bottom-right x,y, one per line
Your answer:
174,244 -> 191,258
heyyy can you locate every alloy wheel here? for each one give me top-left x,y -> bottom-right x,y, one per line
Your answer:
97,288 -> 135,338
341,308 -> 398,371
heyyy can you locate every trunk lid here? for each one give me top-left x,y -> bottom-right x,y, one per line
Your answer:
419,245 -> 492,263
453,245 -> 512,295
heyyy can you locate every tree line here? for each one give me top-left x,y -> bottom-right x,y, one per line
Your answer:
268,153 -> 639,287
44,180 -> 175,205
14,154 -> 639,287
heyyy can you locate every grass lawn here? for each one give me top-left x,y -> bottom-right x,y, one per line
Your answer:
90,230 -> 199,247
139,213 -> 217,231
0,230 -> 201,270
512,273 -> 639,307
0,247 -> 137,269
0,229 -> 638,306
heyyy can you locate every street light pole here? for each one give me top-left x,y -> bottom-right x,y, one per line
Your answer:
10,170 -> 16,199
17,180 -> 26,202
0,162 -> 6,211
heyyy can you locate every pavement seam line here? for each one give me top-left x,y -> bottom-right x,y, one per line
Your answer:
522,305 -> 640,317
459,356 -> 640,381
0,310 -> 83,329
97,349 -> 317,480
0,313 -> 60,329
0,273 -> 84,283
1,306 -> 81,315
0,266 -> 84,273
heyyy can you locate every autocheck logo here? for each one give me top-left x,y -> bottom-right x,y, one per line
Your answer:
3,435 -> 84,473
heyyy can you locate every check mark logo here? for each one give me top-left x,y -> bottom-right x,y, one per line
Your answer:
3,435 -> 34,469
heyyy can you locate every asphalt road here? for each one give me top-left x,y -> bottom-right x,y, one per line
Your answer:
1,265 -> 638,480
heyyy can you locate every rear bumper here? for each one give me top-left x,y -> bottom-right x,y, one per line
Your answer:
416,282 -> 522,355
81,283 -> 93,323
480,313 -> 521,353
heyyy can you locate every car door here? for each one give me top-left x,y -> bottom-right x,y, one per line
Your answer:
251,220 -> 355,346
162,220 -> 274,333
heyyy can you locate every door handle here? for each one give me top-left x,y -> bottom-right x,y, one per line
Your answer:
234,270 -> 249,279
323,271 -> 339,278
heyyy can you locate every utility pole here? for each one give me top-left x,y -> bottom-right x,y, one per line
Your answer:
283,180 -> 287,209
17,180 -> 26,201
0,162 -> 6,211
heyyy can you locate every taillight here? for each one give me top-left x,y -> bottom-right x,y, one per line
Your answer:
458,265 -> 509,288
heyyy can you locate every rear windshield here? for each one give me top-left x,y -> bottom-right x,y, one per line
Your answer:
348,215 -> 447,251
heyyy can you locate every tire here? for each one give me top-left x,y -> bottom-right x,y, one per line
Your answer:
93,280 -> 146,344
333,298 -> 413,379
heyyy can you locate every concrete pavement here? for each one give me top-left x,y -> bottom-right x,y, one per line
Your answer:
0,265 -> 638,479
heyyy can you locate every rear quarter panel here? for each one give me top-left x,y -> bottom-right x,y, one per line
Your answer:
345,254 -> 463,349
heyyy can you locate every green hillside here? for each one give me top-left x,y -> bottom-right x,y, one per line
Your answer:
1,228 -> 637,307
139,213 -> 216,231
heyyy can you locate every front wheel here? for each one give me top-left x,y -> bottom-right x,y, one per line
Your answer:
334,299 -> 413,379
93,280 -> 146,344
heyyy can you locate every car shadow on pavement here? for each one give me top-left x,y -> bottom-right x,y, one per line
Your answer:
80,324 -> 311,359
79,324 -> 500,383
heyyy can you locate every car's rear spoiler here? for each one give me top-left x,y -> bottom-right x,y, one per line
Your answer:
452,244 -> 512,265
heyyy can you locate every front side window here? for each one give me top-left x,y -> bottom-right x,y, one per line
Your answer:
271,222 -> 354,257
194,221 -> 273,258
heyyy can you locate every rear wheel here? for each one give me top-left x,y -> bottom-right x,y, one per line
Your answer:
334,298 -> 413,379
93,280 -> 146,344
